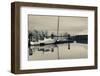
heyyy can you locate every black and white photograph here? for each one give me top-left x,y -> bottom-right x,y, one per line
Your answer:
28,15 -> 88,61
11,2 -> 97,74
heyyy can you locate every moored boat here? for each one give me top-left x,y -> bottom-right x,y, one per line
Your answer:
30,38 -> 56,46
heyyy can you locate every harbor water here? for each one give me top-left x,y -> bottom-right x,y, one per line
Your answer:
28,43 -> 88,61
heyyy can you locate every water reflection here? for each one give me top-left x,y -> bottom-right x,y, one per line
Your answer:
28,43 -> 88,61
29,44 -> 57,55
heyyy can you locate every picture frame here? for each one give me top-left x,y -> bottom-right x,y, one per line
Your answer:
11,2 -> 98,74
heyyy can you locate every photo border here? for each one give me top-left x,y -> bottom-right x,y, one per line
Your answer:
11,2 -> 98,74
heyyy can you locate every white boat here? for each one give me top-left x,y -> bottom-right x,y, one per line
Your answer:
30,38 -> 56,45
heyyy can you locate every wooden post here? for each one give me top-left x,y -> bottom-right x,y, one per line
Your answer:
68,34 -> 70,50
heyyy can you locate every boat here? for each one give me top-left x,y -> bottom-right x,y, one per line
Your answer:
30,38 -> 56,46
29,16 -> 70,46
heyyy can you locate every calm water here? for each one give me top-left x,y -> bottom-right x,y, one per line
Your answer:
28,43 -> 88,61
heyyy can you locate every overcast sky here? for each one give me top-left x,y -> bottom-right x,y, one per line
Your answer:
28,15 -> 88,36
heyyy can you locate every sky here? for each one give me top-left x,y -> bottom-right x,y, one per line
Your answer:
28,15 -> 88,36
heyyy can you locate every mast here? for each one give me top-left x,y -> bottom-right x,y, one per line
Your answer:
57,16 -> 59,40
57,16 -> 60,59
